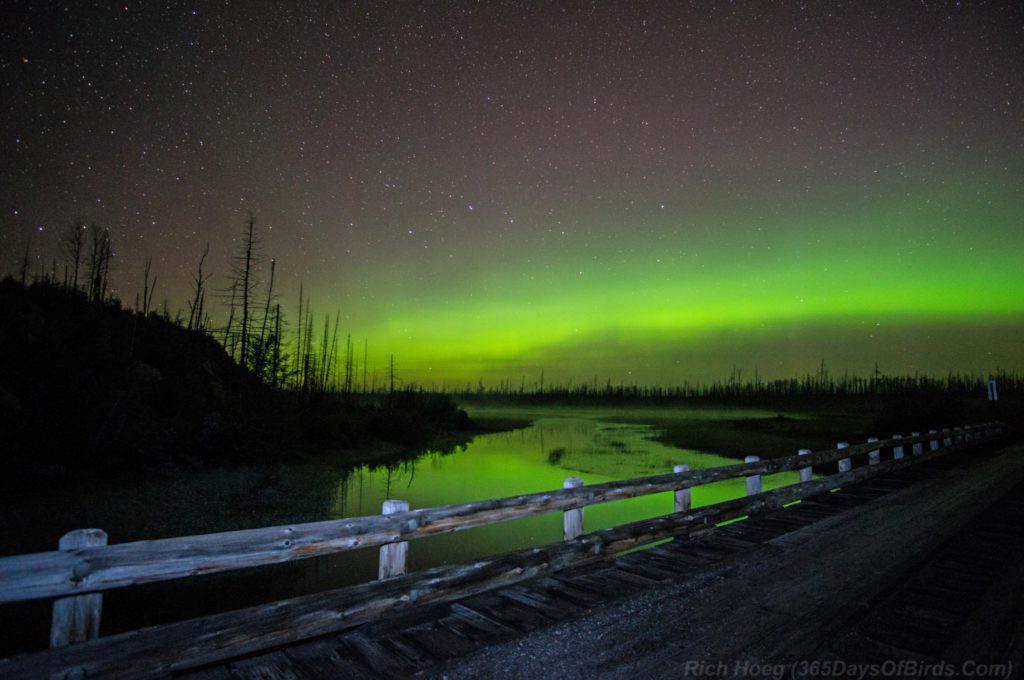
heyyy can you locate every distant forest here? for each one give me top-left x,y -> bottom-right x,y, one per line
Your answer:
443,365 -> 1020,404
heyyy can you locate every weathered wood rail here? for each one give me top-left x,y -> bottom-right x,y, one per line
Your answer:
0,422 -> 1006,679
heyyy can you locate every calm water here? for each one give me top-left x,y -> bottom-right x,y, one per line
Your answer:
331,407 -> 800,574
1,406 -> 802,653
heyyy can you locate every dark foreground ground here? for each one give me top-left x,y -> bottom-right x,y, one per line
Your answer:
159,441 -> 1024,680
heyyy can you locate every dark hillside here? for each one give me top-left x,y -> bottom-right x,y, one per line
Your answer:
0,278 -> 473,481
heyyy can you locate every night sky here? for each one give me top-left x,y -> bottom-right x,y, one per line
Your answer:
2,1 -> 1022,387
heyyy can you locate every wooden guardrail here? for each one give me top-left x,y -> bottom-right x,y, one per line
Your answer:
0,422 -> 1006,679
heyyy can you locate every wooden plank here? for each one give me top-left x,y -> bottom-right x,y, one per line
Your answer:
445,603 -> 518,638
229,650 -> 310,680
942,546 -> 1024,666
630,552 -> 698,576
281,639 -> 379,680
613,556 -> 678,582
3,427 -> 998,605
569,570 -> 648,597
335,632 -> 413,678
399,623 -> 480,659
828,633 -> 938,666
380,633 -> 434,670
528,576 -> 606,609
498,586 -> 584,620
178,665 -> 235,680
458,592 -> 553,630
859,615 -> 949,658
606,566 -> 662,587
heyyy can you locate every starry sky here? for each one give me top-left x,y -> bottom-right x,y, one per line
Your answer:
2,1 -> 1022,387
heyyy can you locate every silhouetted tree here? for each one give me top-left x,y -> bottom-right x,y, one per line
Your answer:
87,225 -> 112,303
18,235 -> 31,285
252,257 -> 276,377
389,354 -> 396,401
141,256 -> 157,315
187,243 -> 212,332
61,220 -> 87,291
229,214 -> 261,370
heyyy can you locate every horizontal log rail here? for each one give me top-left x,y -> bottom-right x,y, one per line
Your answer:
0,422 -> 1007,680
0,424 -> 1004,606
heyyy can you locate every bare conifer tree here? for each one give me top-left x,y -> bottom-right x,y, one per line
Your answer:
270,303 -> 282,390
253,258 -> 276,380
389,354 -> 396,401
229,214 -> 261,370
223,280 -> 238,353
18,236 -> 31,285
61,220 -> 87,292
362,339 -> 368,393
87,225 -> 112,302
141,256 -> 157,315
187,243 -> 211,331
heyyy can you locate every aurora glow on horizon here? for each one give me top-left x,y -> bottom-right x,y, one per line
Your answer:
2,2 -> 1022,386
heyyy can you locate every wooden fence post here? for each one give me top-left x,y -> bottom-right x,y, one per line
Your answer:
867,437 -> 880,465
744,456 -> 762,495
673,464 -> 691,512
798,449 -> 813,483
378,500 -> 409,580
837,442 -> 851,473
563,477 -> 584,540
50,528 -> 107,648
912,431 -> 923,456
892,434 -> 904,460
929,429 -> 940,451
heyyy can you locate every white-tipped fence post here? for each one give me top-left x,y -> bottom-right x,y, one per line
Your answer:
744,456 -> 762,496
798,449 -> 813,482
50,528 -> 107,648
867,437 -> 880,465
929,429 -> 940,451
837,442 -> 851,473
378,500 -> 409,580
954,427 -> 963,444
563,477 -> 584,540
892,434 -> 904,460
912,432 -> 923,456
943,429 -> 953,447
673,465 -> 691,513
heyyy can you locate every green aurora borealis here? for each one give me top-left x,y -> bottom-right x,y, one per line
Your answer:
346,170 -> 1024,385
2,2 -> 1022,386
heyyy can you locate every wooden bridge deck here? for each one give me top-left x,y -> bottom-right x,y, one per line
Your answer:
178,442 -> 1024,679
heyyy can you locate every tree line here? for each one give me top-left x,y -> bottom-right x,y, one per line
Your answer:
11,215 -> 400,401
442,365 -> 1021,403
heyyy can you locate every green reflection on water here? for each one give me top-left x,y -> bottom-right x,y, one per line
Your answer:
328,412 -> 801,573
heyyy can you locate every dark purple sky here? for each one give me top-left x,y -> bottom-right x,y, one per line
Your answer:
2,2 -> 1022,384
